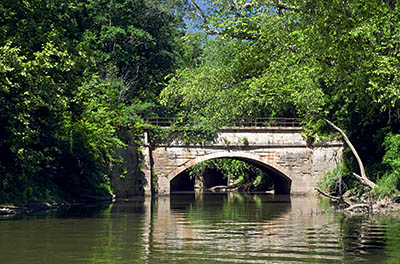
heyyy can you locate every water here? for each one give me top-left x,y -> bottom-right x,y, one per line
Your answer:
1,194 -> 400,264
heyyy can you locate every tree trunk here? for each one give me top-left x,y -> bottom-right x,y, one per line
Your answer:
322,118 -> 377,189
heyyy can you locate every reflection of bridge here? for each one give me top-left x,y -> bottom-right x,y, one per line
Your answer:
110,194 -> 344,263
142,118 -> 343,195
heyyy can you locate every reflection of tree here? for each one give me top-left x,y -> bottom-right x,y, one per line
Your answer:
0,204 -> 120,263
381,218 -> 400,264
151,194 -> 347,263
88,201 -> 148,264
337,215 -> 400,262
153,194 -> 294,254
3,197 -> 400,263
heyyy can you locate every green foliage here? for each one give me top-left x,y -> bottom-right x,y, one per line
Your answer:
317,161 -> 355,196
82,0 -> 188,105
373,133 -> 400,198
0,0 -> 187,203
175,32 -> 207,69
162,0 -> 400,195
166,0 -> 400,128
161,38 -> 299,126
151,170 -> 158,193
0,39 -> 78,202
382,134 -> 400,175
222,137 -> 231,146
317,169 -> 340,194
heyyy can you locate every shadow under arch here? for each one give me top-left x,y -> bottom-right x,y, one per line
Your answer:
168,151 -> 292,194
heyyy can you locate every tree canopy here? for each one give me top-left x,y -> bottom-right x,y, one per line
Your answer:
0,0 -> 188,202
161,0 -> 400,195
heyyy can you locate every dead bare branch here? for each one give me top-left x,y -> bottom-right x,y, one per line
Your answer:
315,188 -> 352,206
322,118 -> 377,189
207,185 -> 239,192
352,172 -> 377,189
316,188 -> 372,213
344,203 -> 369,212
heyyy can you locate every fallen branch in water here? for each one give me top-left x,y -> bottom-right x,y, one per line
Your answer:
316,188 -> 373,213
207,185 -> 239,192
315,188 -> 351,206
344,203 -> 369,212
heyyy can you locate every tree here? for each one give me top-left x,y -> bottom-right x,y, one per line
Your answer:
161,0 -> 400,196
0,0 -> 188,202
161,37 -> 300,126
82,0 -> 188,107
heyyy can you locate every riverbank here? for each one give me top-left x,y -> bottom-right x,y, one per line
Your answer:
0,203 -> 62,216
2,193 -> 400,217
354,199 -> 400,216
0,194 -> 116,216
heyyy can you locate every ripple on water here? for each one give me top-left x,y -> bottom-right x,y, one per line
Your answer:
1,194 -> 400,264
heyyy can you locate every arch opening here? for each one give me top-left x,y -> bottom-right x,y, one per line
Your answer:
169,153 -> 292,194
236,157 -> 291,194
171,166 -> 228,193
170,170 -> 195,192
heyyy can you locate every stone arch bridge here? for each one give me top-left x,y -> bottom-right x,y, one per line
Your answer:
141,118 -> 343,196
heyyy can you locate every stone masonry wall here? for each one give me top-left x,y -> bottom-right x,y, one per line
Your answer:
111,144 -> 146,197
146,128 -> 343,195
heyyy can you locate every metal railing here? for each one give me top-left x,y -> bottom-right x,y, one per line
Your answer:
231,117 -> 302,127
143,117 -> 302,128
143,117 -> 178,127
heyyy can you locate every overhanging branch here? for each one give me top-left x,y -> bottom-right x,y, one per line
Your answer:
190,0 -> 208,24
190,0 -> 223,35
190,0 -> 296,37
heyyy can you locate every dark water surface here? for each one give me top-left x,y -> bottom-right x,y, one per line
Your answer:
1,194 -> 400,264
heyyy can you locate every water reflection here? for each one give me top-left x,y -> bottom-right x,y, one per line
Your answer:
149,194 -> 342,264
0,194 -> 400,263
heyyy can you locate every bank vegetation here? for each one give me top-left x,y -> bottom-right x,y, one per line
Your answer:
1,0 -> 400,209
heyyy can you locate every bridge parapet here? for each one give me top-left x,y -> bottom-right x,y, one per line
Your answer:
191,127 -> 306,147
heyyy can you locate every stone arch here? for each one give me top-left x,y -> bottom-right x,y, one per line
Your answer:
167,151 -> 292,194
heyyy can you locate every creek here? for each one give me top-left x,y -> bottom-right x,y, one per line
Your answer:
1,193 -> 399,263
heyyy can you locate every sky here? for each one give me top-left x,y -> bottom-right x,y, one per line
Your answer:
185,0 -> 210,32
196,0 -> 209,10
